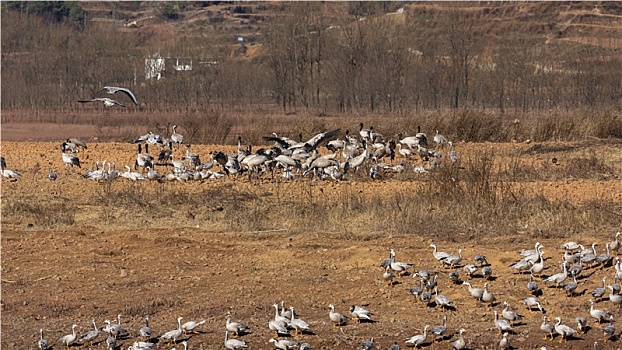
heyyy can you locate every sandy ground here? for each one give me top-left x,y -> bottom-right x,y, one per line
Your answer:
1,138 -> 622,350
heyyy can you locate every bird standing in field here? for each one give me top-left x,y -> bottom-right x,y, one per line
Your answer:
328,304 -> 348,332
226,312 -> 250,338
349,305 -> 372,324
38,328 -> 49,350
58,324 -> 78,350
80,320 -> 99,347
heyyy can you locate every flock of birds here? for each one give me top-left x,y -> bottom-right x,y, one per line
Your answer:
33,232 -> 622,350
10,85 -> 619,349
3,85 -> 460,184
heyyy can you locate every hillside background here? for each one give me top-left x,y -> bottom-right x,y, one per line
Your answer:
1,1 -> 621,143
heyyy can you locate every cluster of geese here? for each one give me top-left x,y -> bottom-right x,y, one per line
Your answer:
37,231 -> 621,350
5,119 -> 459,184
38,303 -> 375,350
379,232 -> 622,349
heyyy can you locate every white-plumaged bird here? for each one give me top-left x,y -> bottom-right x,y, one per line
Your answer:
78,97 -> 125,107
97,86 -> 139,105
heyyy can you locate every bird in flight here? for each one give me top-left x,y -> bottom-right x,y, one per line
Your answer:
78,97 -> 125,107
97,86 -> 139,105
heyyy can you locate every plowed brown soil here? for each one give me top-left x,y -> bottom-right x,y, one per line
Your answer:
2,139 -> 622,350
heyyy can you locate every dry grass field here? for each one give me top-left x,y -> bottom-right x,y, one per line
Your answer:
2,2 -> 622,349
2,134 -> 622,350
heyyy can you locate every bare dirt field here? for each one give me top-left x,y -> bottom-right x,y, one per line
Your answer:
2,137 -> 622,350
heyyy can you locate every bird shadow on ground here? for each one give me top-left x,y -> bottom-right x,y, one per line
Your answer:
356,319 -> 378,325
578,270 -> 597,280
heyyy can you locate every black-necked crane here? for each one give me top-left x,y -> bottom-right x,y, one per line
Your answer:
97,86 -> 139,105
78,97 -> 125,107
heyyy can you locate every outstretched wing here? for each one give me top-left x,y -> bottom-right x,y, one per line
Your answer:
305,129 -> 340,150
262,135 -> 297,148
98,86 -> 139,105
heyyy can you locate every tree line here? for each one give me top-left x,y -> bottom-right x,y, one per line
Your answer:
1,2 -> 621,116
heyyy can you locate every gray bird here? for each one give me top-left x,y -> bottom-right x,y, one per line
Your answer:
430,315 -> 447,343
528,273 -> 539,294
494,311 -> 512,334
389,341 -> 401,350
80,320 -> 99,347
502,301 -> 522,325
603,315 -> 615,343
576,316 -> 587,334
360,337 -> 374,350
140,315 -> 152,340
48,169 -> 57,181
38,328 -> 49,350
541,316 -> 555,341
562,274 -> 579,296
448,271 -> 460,284
474,254 -> 489,266
592,277 -> 607,302
434,289 -> 454,310
482,265 -> 493,280
521,296 -> 543,313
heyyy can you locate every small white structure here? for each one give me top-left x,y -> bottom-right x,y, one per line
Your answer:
173,58 -> 193,71
145,53 -> 165,80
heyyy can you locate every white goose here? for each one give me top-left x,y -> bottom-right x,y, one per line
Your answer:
274,303 -> 291,328
430,243 -> 450,265
289,306 -> 310,336
554,316 -> 577,342
328,304 -> 348,332
57,324 -> 78,350
160,316 -> 183,345
226,312 -> 250,338
545,262 -> 569,287
389,248 -> 413,276
224,331 -> 247,349
404,325 -> 428,348
269,338 -> 298,350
